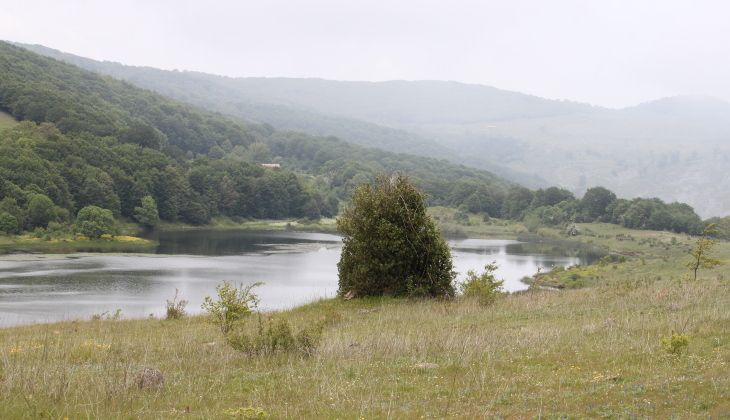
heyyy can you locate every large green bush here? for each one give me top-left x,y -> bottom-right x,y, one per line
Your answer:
337,174 -> 455,297
75,206 -> 116,239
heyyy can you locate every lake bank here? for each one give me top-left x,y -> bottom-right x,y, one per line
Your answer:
0,231 -> 590,327
1,272 -> 728,417
0,208 -> 525,256
0,234 -> 157,255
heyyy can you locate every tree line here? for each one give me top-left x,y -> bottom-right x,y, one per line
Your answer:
0,41 -> 710,237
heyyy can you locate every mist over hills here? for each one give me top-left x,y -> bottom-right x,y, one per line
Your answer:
18,43 -> 730,217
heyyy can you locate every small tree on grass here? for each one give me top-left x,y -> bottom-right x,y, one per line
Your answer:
75,206 -> 116,239
687,223 -> 722,280
202,281 -> 261,334
337,174 -> 455,297
459,262 -> 504,306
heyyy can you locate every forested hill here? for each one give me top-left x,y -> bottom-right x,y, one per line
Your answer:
21,42 -> 730,217
15,43 -> 546,188
0,41 -> 512,229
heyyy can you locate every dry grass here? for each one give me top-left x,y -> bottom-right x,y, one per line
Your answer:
1,271 -> 729,418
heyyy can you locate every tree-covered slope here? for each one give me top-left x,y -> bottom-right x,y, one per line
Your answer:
0,41 -> 516,233
16,43 -> 547,188
22,42 -> 730,217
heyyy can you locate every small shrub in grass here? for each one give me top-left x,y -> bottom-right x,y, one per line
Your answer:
227,317 -> 325,356
223,407 -> 268,418
202,281 -> 261,334
459,262 -> 504,305
91,309 -> 122,321
165,289 -> 188,320
661,331 -> 689,355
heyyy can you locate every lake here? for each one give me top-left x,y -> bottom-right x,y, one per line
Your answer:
0,230 -> 598,326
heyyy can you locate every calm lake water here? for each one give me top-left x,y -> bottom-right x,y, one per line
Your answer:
0,230 -> 598,326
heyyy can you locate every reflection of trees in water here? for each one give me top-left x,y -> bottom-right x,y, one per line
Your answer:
508,239 -> 605,264
153,230 -> 341,256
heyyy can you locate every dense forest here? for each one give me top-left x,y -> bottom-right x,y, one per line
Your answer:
0,42 -> 708,236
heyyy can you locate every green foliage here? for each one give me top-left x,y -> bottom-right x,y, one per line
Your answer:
502,186 -> 534,220
201,281 -> 261,334
0,41 -> 708,237
459,262 -> 504,305
661,332 -> 689,355
226,317 -> 324,357
134,195 -> 160,228
532,187 -> 575,208
580,187 -> 617,221
0,197 -> 25,229
75,205 -> 116,239
0,211 -> 19,234
687,224 -> 722,280
27,194 -> 58,228
337,175 -> 455,297
165,289 -> 188,320
222,407 -> 268,418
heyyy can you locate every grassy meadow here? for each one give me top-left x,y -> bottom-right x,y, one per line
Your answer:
1,220 -> 729,418
0,234 -> 156,255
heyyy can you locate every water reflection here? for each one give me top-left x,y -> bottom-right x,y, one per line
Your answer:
0,231 -> 598,326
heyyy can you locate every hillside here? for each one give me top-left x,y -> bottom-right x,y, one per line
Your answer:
0,41 -> 514,230
16,43 -> 548,188
21,43 -> 730,217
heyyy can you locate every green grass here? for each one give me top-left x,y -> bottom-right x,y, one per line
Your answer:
0,111 -> 16,129
0,234 -> 156,255
429,206 -> 526,239
1,274 -> 729,418
526,223 -> 727,289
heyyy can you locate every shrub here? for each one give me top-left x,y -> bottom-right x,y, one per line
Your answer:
459,262 -> 504,305
661,332 -> 689,355
0,212 -> 18,234
227,317 -> 325,356
75,205 -> 116,239
165,289 -> 188,320
202,281 -> 261,334
337,175 -> 455,297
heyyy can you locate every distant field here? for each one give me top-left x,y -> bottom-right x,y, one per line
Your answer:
0,111 -> 17,129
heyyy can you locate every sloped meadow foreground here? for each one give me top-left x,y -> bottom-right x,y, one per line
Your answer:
1,224 -> 729,418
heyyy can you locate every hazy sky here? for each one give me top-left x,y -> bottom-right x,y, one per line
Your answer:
2,0 -> 729,107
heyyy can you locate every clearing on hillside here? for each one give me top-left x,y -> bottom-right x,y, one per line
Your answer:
0,111 -> 17,129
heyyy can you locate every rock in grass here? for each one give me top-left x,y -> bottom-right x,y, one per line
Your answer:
133,367 -> 165,390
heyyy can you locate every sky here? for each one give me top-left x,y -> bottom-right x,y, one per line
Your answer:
1,0 -> 729,108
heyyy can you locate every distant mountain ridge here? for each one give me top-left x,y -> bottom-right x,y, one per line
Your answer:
17,42 -> 730,217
